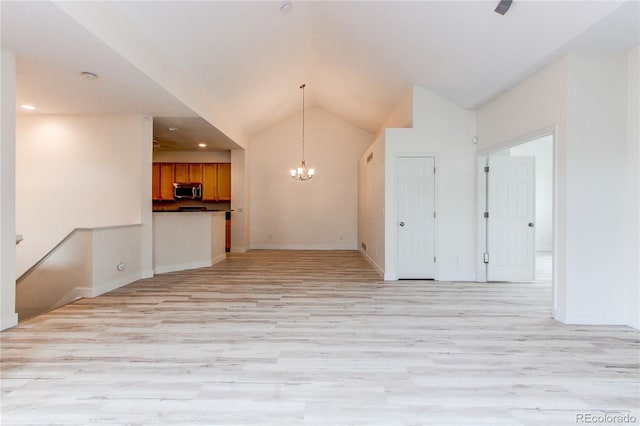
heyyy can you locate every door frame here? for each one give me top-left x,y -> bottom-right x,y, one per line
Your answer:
475,126 -> 557,309
393,153 -> 438,281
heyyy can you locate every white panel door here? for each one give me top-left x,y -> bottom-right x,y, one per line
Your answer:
398,156 -> 435,279
486,156 -> 535,281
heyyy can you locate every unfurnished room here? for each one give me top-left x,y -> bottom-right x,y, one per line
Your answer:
1,1 -> 639,425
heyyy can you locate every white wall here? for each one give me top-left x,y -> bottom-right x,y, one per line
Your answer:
358,134 -> 385,275
564,53 -> 628,325
384,86 -> 476,281
250,107 -> 373,249
92,225 -> 145,296
477,53 -> 637,327
231,148 -> 249,252
16,114 -> 150,277
627,48 -> 639,329
377,87 -> 414,133
510,135 -> 554,252
357,86 -> 413,276
1,48 -> 18,330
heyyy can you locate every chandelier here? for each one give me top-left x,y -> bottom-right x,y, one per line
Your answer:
290,83 -> 315,181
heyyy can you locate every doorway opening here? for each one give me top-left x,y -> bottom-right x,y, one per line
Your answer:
477,130 -> 555,290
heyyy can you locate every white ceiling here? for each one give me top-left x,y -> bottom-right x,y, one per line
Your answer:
2,1 -> 639,151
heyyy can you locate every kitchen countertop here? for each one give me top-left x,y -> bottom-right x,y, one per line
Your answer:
152,210 -> 230,213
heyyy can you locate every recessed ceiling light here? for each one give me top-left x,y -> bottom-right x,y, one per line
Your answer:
21,104 -> 37,110
167,127 -> 179,131
280,1 -> 291,12
81,71 -> 98,80
198,143 -> 207,148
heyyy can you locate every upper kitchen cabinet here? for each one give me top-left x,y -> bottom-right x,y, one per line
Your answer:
217,163 -> 231,201
153,162 -> 230,202
189,164 -> 203,183
174,163 -> 189,183
202,163 -> 218,201
152,163 -> 175,201
202,163 -> 231,202
152,163 -> 161,200
175,163 -> 205,183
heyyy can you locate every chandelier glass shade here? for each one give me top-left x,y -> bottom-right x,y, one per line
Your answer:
290,83 -> 315,181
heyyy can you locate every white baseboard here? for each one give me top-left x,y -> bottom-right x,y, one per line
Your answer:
1,313 -> 18,331
359,249 -> 384,278
230,247 -> 247,253
211,253 -> 226,265
154,260 -> 212,275
141,269 -> 154,279
558,310 -> 629,326
553,308 -> 568,323
250,244 -> 358,250
92,272 -> 145,297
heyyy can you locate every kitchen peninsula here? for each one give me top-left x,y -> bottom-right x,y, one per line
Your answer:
151,160 -> 231,274
153,211 -> 226,274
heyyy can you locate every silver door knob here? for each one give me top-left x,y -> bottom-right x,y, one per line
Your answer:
528,222 -> 535,227
399,222 -> 405,227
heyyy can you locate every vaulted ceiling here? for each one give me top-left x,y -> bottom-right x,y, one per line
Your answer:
2,1 -> 638,151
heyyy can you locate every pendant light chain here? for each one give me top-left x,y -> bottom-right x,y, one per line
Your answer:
289,83 -> 315,181
301,83 -> 305,161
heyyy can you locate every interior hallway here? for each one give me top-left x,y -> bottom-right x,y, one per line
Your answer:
1,250 -> 638,425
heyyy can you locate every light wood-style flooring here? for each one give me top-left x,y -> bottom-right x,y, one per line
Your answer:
1,250 -> 638,425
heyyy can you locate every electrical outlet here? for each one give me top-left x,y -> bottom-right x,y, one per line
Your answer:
116,262 -> 125,271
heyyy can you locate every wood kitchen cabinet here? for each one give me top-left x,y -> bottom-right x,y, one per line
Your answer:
175,163 -> 204,183
189,164 -> 203,183
174,163 -> 189,183
152,163 -> 161,200
153,162 -> 230,202
217,163 -> 231,201
152,163 -> 175,201
202,163 -> 218,201
202,163 -> 231,201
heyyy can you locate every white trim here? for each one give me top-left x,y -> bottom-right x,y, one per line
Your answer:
553,308 -> 568,323
475,126 -> 558,320
250,244 -> 357,250
359,248 -> 384,278
561,311 -> 630,326
92,272 -> 145,297
154,260 -> 212,275
384,271 -> 398,281
211,252 -> 227,266
1,314 -> 18,331
476,156 -> 488,282
230,247 -> 247,253
476,125 -> 558,156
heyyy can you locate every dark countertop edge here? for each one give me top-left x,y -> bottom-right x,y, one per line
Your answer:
152,210 -> 233,213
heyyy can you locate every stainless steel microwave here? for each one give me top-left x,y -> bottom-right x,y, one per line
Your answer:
173,182 -> 202,200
